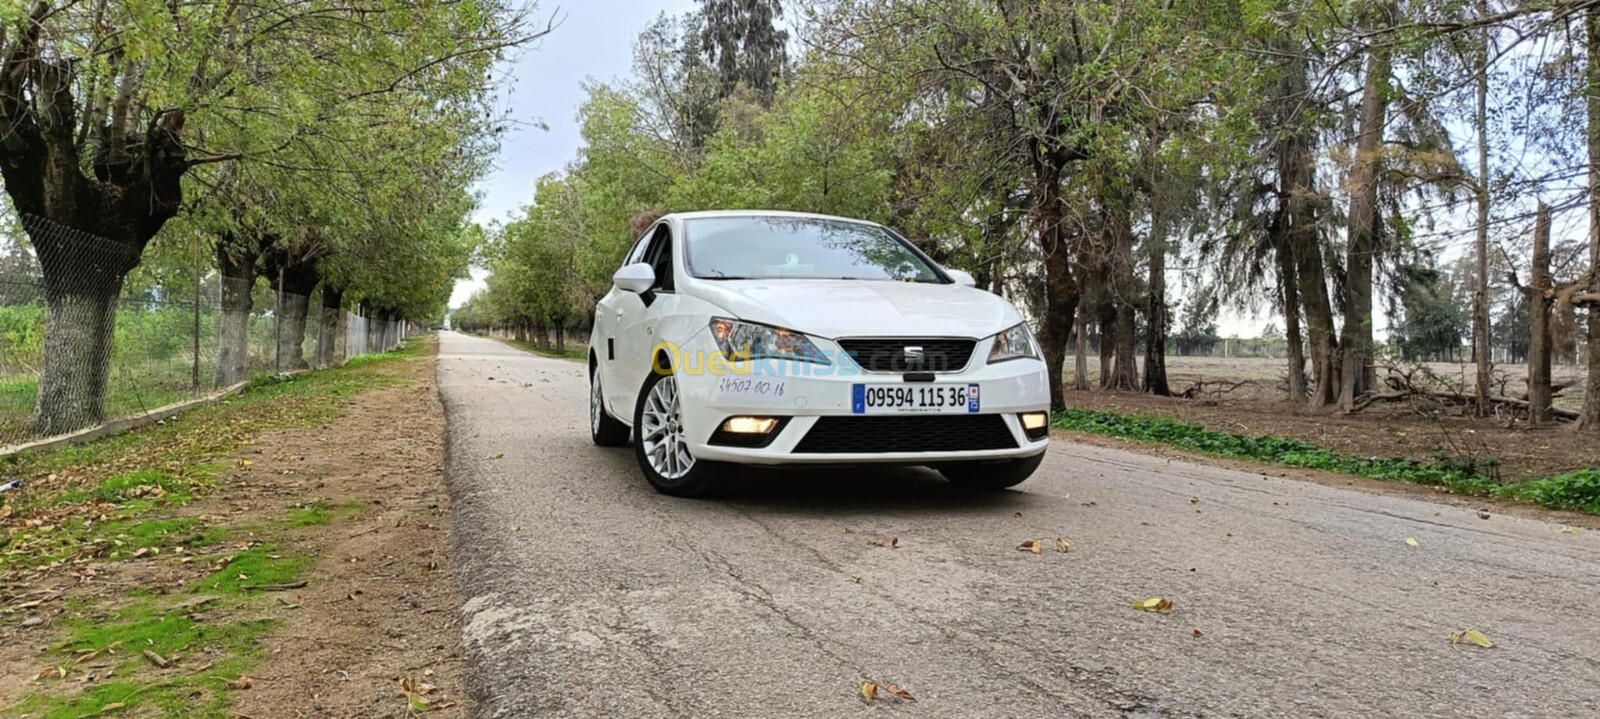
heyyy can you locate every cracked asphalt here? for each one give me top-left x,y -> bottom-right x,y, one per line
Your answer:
436,331 -> 1600,718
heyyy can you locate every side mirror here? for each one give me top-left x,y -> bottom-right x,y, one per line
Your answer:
946,269 -> 978,288
612,263 -> 656,294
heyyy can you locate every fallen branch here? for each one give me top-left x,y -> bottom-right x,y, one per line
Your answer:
239,581 -> 307,592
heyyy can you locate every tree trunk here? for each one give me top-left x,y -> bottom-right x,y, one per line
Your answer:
1098,298 -> 1116,388
214,236 -> 258,386
1073,312 -> 1091,391
317,286 -> 344,369
333,306 -> 349,365
1529,205 -> 1553,426
1278,246 -> 1307,403
33,279 -> 124,435
1472,0 -> 1494,417
556,324 -> 566,353
1033,167 -> 1081,411
1339,44 -> 1390,411
1582,5 -> 1600,430
1143,205 -> 1170,396
267,253 -> 320,371
1106,203 -> 1139,391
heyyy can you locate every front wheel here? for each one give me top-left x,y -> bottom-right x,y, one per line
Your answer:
937,453 -> 1045,490
633,370 -> 726,497
590,369 -> 630,447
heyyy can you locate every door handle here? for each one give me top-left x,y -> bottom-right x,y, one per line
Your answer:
615,309 -> 624,319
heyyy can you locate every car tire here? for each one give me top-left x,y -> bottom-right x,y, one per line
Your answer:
590,369 -> 631,447
633,369 -> 726,497
937,452 -> 1045,490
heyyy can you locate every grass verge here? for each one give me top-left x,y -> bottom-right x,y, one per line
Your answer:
1053,408 -> 1600,515
494,337 -> 586,362
0,338 -> 428,718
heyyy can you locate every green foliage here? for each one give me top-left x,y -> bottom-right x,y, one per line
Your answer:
1501,470 -> 1600,514
1055,408 -> 1600,515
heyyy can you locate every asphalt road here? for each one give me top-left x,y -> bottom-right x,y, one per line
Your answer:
436,331 -> 1600,718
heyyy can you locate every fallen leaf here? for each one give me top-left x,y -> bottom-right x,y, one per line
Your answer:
859,681 -> 878,703
886,683 -> 915,701
484,453 -> 504,460
1405,537 -> 1419,547
1013,511 -> 1023,518
1476,510 -> 1491,520
846,575 -> 861,583
142,649 -> 168,668
1017,539 -> 1042,554
225,675 -> 254,690
868,538 -> 885,547
1189,497 -> 1199,504
1450,628 -> 1495,649
1561,526 -> 1581,535
890,537 -> 899,548
1192,629 -> 1204,638
1054,537 -> 1071,554
1131,597 -> 1173,613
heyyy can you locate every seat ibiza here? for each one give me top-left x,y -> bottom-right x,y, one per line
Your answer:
588,211 -> 1050,496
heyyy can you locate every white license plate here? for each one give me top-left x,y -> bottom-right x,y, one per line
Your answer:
851,383 -> 980,414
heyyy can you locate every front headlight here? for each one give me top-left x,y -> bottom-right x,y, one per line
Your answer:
987,322 -> 1038,363
709,317 -> 831,365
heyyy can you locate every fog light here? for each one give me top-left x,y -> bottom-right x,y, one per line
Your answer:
1021,413 -> 1048,430
722,416 -> 779,434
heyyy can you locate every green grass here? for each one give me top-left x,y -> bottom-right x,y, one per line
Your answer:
285,500 -> 364,527
1053,408 -> 1600,515
498,337 -> 586,361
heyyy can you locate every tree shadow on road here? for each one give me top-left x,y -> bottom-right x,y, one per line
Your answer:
717,464 -> 1044,515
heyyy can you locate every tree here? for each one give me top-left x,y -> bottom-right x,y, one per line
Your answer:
698,0 -> 788,105
0,0 -> 538,433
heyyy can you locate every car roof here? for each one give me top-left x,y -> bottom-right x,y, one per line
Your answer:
665,210 -> 881,227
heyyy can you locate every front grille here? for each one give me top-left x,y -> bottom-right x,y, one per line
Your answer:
793,415 -> 1018,454
836,338 -> 977,373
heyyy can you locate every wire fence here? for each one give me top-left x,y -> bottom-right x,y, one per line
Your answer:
0,215 -> 410,447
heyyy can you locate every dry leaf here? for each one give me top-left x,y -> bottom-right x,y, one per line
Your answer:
1450,628 -> 1495,649
890,537 -> 899,548
1131,597 -> 1173,613
868,538 -> 885,547
225,676 -> 254,690
485,453 -> 504,460
1405,537 -> 1419,547
1561,526 -> 1581,535
1189,497 -> 1199,504
1192,629 -> 1204,638
886,683 -> 914,701
1054,538 -> 1071,554
1017,539 -> 1042,554
859,681 -> 878,704
1476,510 -> 1491,520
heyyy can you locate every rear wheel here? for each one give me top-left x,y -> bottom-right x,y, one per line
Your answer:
590,369 -> 630,447
937,453 -> 1045,490
633,370 -> 725,497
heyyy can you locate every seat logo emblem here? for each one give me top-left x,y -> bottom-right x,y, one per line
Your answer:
903,346 -> 924,362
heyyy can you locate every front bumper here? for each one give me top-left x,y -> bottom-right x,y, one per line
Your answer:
672,331 -> 1050,465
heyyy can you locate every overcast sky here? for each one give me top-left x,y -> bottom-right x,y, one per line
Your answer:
451,0 -> 698,308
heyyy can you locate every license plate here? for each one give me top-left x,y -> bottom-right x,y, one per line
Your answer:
852,383 -> 980,414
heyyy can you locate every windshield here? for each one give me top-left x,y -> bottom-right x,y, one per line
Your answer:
683,216 -> 945,283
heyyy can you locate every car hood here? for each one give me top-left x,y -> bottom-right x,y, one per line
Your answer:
687,279 -> 1023,339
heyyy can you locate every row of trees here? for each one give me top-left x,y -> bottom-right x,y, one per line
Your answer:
468,0 -> 1600,428
0,1 -> 543,434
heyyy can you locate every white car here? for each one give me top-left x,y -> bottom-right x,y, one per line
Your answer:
588,210 -> 1050,496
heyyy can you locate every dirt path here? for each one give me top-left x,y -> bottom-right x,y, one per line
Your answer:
232,343 -> 468,718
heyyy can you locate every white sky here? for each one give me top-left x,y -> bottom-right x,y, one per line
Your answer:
451,0 -> 698,309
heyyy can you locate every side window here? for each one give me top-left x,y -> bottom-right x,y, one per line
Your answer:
641,225 -> 675,292
622,230 -> 652,267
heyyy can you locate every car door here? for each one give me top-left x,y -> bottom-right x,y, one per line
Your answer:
609,222 -> 681,416
596,229 -> 655,418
